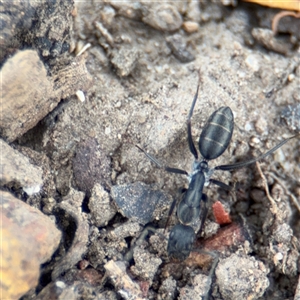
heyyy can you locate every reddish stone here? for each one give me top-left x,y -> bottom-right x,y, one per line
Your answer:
212,201 -> 232,225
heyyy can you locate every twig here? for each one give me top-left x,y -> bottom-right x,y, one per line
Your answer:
266,171 -> 300,214
272,11 -> 300,35
256,162 -> 278,215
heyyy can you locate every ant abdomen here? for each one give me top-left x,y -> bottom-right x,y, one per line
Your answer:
199,106 -> 234,160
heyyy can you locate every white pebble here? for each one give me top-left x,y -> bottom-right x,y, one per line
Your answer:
76,90 -> 85,102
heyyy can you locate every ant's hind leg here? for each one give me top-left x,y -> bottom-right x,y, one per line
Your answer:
187,71 -> 202,160
164,197 -> 177,233
202,250 -> 219,300
164,188 -> 187,233
188,248 -> 219,300
198,193 -> 208,234
124,225 -> 159,262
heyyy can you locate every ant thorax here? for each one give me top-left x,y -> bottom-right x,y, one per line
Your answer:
189,160 -> 213,186
204,167 -> 214,186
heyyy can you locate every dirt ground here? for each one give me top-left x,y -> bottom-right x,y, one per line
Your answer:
2,1 -> 300,300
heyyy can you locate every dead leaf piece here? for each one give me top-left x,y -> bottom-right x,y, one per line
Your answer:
53,55 -> 93,99
0,50 -> 93,142
0,50 -> 56,142
242,0 -> 300,11
272,11 -> 300,34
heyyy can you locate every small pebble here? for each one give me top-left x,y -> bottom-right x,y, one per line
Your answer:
166,34 -> 195,63
182,21 -> 199,33
76,90 -> 85,102
110,46 -> 142,77
142,4 -> 182,32
245,54 -> 260,72
249,136 -> 260,147
105,127 -> 111,135
281,104 -> 300,131
111,182 -> 169,225
216,254 -> 269,300
55,281 -> 66,289
254,116 -> 268,134
89,184 -> 117,227
251,28 -> 292,54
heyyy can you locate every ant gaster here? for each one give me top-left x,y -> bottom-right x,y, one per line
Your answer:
136,71 -> 299,261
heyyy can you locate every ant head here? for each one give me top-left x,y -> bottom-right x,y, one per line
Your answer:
167,224 -> 195,261
193,160 -> 208,173
200,160 -> 208,171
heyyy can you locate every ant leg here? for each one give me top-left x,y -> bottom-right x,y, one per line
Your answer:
164,188 -> 187,233
136,145 -> 188,175
187,71 -> 202,160
215,133 -> 300,171
199,193 -> 208,234
202,250 -> 219,300
164,197 -> 177,233
209,179 -> 232,191
188,248 -> 219,300
190,194 -> 219,299
124,225 -> 158,262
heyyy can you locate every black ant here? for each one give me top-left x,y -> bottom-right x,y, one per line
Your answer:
133,71 -> 299,300
136,71 -> 299,261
